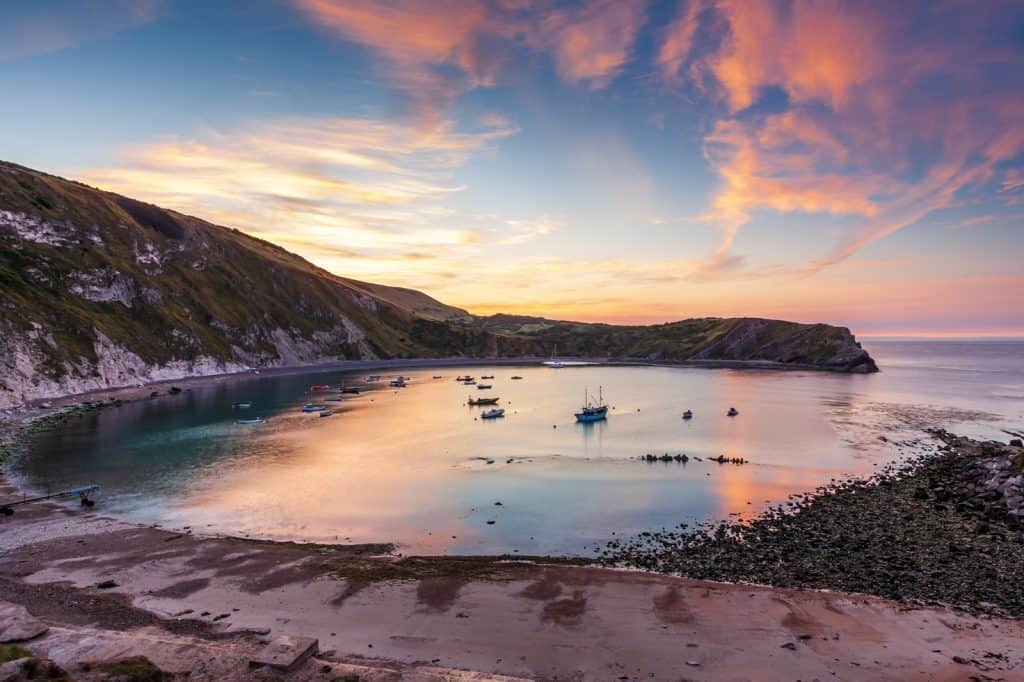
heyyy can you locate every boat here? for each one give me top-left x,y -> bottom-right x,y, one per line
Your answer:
682,409 -> 693,420
477,384 -> 492,389
481,375 -> 494,379
575,386 -> 609,423
727,407 -> 739,416
390,377 -> 407,387
464,379 -> 476,385
366,375 -> 381,382
311,384 -> 331,391
325,397 -> 346,402
232,402 -> 252,409
510,375 -> 523,380
341,386 -> 360,394
319,410 -> 333,418
545,345 -> 566,368
457,375 -> 475,382
433,375 -> 443,379
236,417 -> 263,425
301,404 -> 325,413
481,408 -> 505,419
468,396 -> 500,406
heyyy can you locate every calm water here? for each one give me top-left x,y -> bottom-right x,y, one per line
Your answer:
14,340 -> 1024,555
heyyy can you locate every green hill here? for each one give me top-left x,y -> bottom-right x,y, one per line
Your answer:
0,160 -> 876,407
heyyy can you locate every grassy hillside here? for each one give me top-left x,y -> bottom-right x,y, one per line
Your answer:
0,160 -> 876,406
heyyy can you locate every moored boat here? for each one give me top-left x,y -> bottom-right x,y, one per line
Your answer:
477,383 -> 492,389
319,410 -> 333,418
682,409 -> 693,420
232,402 -> 252,409
311,384 -> 331,391
301,403 -> 325,412
727,407 -> 739,416
481,408 -> 505,419
390,377 -> 407,387
575,386 -> 609,423
510,375 -> 523,380
236,417 -> 264,424
468,396 -> 500,406
481,375 -> 494,379
341,387 -> 360,394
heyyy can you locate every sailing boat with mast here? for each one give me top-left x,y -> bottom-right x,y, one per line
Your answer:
575,386 -> 609,422
544,344 -> 566,368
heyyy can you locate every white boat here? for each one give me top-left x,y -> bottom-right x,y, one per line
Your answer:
232,401 -> 252,409
236,417 -> 264,425
481,408 -> 505,419
544,345 -> 566,368
390,377 -> 407,387
301,404 -> 325,413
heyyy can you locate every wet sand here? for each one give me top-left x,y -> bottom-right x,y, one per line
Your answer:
2,475 -> 1022,680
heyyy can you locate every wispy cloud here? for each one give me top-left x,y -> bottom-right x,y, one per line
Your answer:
668,0 -> 1024,278
0,0 -> 162,61
293,0 -> 646,117
81,116 -> 517,257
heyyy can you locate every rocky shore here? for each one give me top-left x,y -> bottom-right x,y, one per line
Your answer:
599,430 -> 1024,617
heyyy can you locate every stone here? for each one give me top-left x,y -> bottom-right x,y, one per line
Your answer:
250,635 -> 319,672
0,602 -> 48,642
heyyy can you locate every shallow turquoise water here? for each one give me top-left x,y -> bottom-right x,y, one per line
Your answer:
14,340 -> 1024,555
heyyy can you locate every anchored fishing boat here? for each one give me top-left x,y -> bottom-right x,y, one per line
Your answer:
468,396 -> 500,406
481,408 -> 505,419
575,387 -> 609,423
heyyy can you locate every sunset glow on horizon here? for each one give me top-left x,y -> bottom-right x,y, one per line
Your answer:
2,0 -> 1022,336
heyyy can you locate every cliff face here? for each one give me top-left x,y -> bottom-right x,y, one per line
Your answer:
0,161 -> 877,408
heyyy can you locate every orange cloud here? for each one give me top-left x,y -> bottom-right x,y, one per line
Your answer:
656,0 -> 705,83
673,0 -> 1024,277
293,0 -> 646,116
535,0 -> 646,88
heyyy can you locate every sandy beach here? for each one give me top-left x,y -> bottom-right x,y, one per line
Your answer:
2,468 -> 1023,680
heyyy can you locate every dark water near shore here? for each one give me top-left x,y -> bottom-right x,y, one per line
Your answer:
13,340 -> 1024,555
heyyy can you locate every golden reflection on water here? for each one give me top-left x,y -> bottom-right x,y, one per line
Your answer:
157,365 -> 886,553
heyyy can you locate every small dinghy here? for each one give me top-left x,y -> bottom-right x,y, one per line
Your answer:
727,407 -> 739,416
477,383 -> 492,389
237,417 -> 264,425
232,402 -> 252,409
510,375 -> 523,380
433,375 -> 443,379
682,409 -> 693,420
301,404 -> 325,413
481,408 -> 505,419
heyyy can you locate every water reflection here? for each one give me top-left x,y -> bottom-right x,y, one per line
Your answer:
15,341 -> 1023,555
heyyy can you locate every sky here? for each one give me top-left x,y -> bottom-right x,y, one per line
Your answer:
1,0 -> 1022,336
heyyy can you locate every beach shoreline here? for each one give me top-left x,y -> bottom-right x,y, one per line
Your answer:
3,397 -> 1024,678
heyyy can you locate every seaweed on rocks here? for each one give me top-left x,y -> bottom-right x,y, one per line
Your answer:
599,430 -> 1024,617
